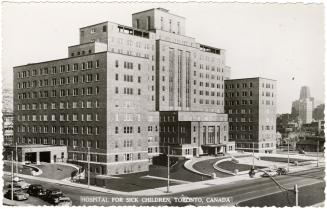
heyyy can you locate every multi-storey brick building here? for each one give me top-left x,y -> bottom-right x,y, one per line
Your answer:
13,8 -> 235,175
224,78 -> 277,153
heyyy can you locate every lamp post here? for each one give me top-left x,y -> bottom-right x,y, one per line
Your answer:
252,142 -> 255,169
87,147 -> 90,188
317,140 -> 319,167
15,142 -> 18,175
294,184 -> 298,206
167,145 -> 170,193
11,151 -> 14,200
287,139 -> 290,172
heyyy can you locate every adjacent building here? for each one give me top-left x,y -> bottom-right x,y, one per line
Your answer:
2,112 -> 14,145
224,78 -> 277,153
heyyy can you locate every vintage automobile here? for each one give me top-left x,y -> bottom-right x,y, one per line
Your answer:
276,167 -> 288,175
27,184 -> 46,197
6,178 -> 30,190
43,188 -> 71,205
261,170 -> 278,177
4,189 -> 29,201
57,197 -> 73,206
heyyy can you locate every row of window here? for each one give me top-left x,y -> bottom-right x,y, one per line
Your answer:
17,125 -> 100,135
17,100 -> 100,111
17,74 -> 100,90
228,109 -> 253,114
17,87 -> 100,99
17,137 -> 100,149
225,82 -> 274,89
17,113 -> 99,122
17,60 -> 100,78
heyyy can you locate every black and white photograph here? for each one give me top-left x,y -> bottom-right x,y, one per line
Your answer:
1,0 -> 325,207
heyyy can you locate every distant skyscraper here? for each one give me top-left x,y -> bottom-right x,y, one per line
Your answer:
300,86 -> 311,100
292,86 -> 314,124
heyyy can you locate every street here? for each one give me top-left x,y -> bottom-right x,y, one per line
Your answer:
3,167 -> 324,206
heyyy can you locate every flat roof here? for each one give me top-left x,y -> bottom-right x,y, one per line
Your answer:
132,8 -> 186,19
5,144 -> 66,148
225,77 -> 277,81
13,51 -> 108,69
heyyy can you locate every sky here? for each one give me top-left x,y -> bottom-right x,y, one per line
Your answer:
1,2 -> 325,114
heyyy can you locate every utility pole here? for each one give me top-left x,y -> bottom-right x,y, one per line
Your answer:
11,151 -> 14,200
252,142 -> 255,169
87,147 -> 90,188
167,145 -> 170,193
15,142 -> 18,175
317,140 -> 319,167
294,184 -> 298,206
287,139 -> 290,172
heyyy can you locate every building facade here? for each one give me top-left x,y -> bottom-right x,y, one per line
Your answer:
13,8 -> 236,175
225,78 -> 277,153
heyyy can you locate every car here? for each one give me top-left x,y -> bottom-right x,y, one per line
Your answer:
27,184 -> 46,197
276,167 -> 288,175
261,170 -> 278,177
4,189 -> 29,201
43,188 -> 70,205
57,197 -> 73,206
299,150 -> 306,154
7,178 -> 30,190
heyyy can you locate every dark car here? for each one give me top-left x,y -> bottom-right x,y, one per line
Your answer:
4,189 -> 29,201
27,184 -> 46,197
43,188 -> 70,205
276,167 -> 288,175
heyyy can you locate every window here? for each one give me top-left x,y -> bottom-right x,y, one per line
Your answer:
115,60 -> 119,68
115,127 -> 119,134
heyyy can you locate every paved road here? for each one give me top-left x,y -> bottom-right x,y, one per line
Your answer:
172,167 -> 325,206
3,167 -> 324,206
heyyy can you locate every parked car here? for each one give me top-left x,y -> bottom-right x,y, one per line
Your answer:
43,188 -> 70,205
6,178 -> 30,190
299,149 -> 306,154
261,170 -> 278,177
57,197 -> 73,206
276,167 -> 288,175
27,184 -> 46,197
4,189 -> 29,201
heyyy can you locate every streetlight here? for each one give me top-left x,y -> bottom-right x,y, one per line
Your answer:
317,140 -> 319,167
252,142 -> 255,169
87,147 -> 90,188
11,150 -> 14,201
287,138 -> 290,172
167,145 -> 170,193
15,142 -> 18,175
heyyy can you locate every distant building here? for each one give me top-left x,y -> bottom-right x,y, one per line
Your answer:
276,113 -> 299,139
313,104 -> 325,121
292,86 -> 314,124
224,77 -> 277,153
2,112 -> 14,145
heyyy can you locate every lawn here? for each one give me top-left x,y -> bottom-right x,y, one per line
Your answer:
192,158 -> 232,178
77,171 -> 179,192
3,163 -> 33,175
75,160 -> 210,192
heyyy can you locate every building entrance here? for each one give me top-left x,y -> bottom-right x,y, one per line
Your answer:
40,151 -> 51,163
